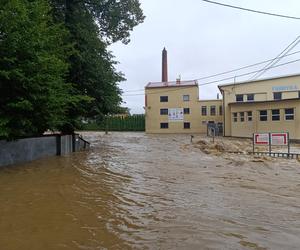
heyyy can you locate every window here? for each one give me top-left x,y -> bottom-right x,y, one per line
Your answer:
240,112 -> 245,122
201,106 -> 207,116
247,111 -> 253,121
219,105 -> 223,116
184,122 -> 190,129
160,108 -> 168,115
183,108 -> 190,114
160,123 -> 168,129
260,110 -> 268,121
210,105 -> 216,116
273,92 -> 282,100
236,94 -> 243,102
298,91 -> 300,98
247,94 -> 254,102
160,96 -> 168,102
272,109 -> 280,121
285,108 -> 294,120
233,112 -> 237,122
183,95 -> 190,102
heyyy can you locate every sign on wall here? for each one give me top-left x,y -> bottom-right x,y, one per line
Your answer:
168,108 -> 183,122
272,85 -> 298,92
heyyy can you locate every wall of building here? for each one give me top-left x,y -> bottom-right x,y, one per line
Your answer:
220,74 -> 300,139
145,85 -> 222,133
0,134 -> 89,167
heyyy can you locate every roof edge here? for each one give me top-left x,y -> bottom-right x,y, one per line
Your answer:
218,73 -> 300,89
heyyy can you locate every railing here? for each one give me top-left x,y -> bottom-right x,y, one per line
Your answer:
227,151 -> 300,159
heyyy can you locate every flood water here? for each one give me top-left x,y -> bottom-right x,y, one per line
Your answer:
1,132 -> 300,250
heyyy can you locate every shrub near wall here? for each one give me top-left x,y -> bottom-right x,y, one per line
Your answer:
82,115 -> 145,131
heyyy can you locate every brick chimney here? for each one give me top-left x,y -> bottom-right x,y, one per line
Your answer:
162,48 -> 168,83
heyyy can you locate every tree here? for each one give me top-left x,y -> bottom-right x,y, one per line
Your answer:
49,0 -> 145,128
0,0 -> 89,139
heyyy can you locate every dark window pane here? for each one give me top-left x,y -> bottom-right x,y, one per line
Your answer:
160,109 -> 168,115
210,106 -> 216,116
236,94 -> 243,102
273,92 -> 282,100
285,108 -> 294,120
184,122 -> 190,129
247,94 -> 254,101
219,106 -> 223,115
272,109 -> 280,121
260,110 -> 268,121
240,112 -> 244,122
160,123 -> 168,129
160,96 -> 168,102
183,108 -> 190,114
201,106 -> 207,116
183,95 -> 190,101
233,112 -> 237,122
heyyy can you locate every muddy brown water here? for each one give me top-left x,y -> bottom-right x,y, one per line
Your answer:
1,132 -> 300,250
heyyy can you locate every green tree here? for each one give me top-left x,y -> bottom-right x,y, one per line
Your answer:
0,0 -> 89,139
49,0 -> 145,128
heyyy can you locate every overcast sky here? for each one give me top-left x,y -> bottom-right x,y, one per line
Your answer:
110,0 -> 300,114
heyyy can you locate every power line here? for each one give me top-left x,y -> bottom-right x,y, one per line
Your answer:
122,50 -> 300,94
123,58 -> 300,96
194,50 -> 300,81
200,0 -> 300,20
250,36 -> 300,80
199,58 -> 300,86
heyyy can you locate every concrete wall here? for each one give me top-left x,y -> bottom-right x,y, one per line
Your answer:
0,134 -> 89,167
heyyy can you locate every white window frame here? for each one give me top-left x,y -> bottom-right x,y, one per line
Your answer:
183,95 -> 190,102
259,110 -> 268,121
233,112 -> 238,122
285,108 -> 294,121
271,109 -> 280,121
247,111 -> 253,121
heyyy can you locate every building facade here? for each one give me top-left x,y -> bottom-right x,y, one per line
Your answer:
145,80 -> 222,134
219,74 -> 300,140
145,48 -> 300,139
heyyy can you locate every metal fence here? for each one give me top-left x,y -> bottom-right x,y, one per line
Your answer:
81,115 -> 145,132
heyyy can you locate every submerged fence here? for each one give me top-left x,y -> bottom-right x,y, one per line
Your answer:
82,115 -> 145,132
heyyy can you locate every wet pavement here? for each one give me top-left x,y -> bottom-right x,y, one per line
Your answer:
0,132 -> 300,250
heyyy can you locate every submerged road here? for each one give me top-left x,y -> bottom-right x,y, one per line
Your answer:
0,132 -> 300,250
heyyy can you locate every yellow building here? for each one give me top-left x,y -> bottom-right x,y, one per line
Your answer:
219,73 -> 300,140
145,80 -> 222,134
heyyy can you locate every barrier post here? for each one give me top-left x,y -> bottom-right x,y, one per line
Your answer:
252,133 -> 255,154
288,132 -> 290,155
269,132 -> 271,156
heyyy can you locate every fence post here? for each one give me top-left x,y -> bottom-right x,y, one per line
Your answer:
72,133 -> 76,152
56,134 -> 61,156
269,132 -> 271,156
288,132 -> 290,155
252,133 -> 255,154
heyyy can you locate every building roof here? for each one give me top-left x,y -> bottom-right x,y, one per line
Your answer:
146,80 -> 198,89
218,73 -> 300,90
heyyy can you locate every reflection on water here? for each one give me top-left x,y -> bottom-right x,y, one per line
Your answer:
0,132 -> 300,249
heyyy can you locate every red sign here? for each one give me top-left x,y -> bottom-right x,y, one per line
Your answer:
271,133 -> 288,146
254,133 -> 269,145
